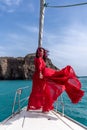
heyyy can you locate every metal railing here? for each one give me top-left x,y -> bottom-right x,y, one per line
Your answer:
12,86 -> 30,115
55,94 -> 65,116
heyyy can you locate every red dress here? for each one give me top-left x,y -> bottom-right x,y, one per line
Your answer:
27,57 -> 84,112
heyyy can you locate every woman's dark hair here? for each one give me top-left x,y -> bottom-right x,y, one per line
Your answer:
36,47 -> 49,61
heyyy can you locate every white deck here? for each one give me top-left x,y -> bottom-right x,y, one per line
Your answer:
0,107 -> 87,130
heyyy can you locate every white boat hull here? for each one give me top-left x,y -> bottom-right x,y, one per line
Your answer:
0,107 -> 87,130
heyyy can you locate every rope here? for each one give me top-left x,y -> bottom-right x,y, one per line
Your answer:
44,2 -> 87,8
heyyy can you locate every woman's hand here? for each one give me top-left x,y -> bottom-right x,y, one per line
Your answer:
39,72 -> 43,79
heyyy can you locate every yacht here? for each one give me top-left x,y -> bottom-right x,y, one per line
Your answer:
0,1 -> 87,130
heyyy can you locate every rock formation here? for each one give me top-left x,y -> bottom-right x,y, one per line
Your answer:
0,53 -> 59,80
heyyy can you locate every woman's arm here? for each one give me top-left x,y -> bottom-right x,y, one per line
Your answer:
39,71 -> 43,79
35,58 -> 45,79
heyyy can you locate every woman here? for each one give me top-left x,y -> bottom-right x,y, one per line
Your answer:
27,47 -> 84,112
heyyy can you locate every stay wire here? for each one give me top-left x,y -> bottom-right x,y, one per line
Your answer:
44,2 -> 87,8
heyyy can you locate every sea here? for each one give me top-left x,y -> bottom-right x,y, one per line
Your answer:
0,78 -> 87,127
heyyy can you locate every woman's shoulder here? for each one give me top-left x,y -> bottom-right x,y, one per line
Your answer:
35,57 -> 45,65
35,57 -> 42,61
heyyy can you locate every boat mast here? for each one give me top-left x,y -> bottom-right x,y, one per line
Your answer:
38,0 -> 45,47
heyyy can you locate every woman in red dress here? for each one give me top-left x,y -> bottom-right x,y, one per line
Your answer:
27,47 -> 84,112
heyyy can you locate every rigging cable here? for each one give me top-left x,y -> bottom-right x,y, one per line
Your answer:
44,2 -> 87,8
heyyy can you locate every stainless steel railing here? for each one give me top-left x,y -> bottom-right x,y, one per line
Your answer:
55,94 -> 65,116
12,86 -> 30,115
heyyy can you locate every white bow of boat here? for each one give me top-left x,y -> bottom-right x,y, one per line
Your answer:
0,107 -> 87,130
0,86 -> 87,130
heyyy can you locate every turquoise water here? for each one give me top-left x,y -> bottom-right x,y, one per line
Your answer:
55,77 -> 87,127
0,80 -> 32,121
0,78 -> 87,127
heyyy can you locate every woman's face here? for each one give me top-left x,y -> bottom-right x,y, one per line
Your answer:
38,48 -> 44,57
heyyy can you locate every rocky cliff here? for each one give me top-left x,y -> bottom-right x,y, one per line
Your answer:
0,53 -> 59,80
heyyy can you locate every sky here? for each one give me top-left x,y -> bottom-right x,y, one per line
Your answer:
0,0 -> 87,76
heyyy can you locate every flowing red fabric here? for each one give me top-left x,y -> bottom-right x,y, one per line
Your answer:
27,57 -> 84,112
